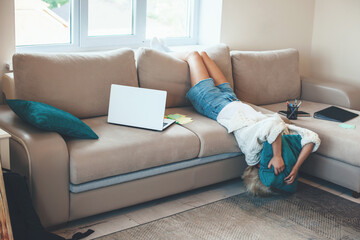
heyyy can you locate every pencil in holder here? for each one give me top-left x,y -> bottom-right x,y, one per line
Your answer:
287,105 -> 298,120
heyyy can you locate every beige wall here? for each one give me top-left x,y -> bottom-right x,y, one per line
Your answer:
0,0 -> 15,102
311,0 -> 360,86
220,0 -> 315,76
1,1 -> 359,92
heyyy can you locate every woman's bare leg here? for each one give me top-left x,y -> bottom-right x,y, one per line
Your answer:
185,52 -> 210,87
200,51 -> 228,86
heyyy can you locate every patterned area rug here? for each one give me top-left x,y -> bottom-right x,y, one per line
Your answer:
96,183 -> 360,240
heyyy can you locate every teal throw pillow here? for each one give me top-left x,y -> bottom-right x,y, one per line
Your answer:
7,99 -> 98,139
259,135 -> 302,193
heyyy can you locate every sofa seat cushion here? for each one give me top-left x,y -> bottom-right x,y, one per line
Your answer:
68,116 -> 200,185
262,101 -> 360,167
165,107 -> 241,157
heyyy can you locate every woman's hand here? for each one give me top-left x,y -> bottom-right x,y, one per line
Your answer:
268,156 -> 285,175
284,167 -> 299,184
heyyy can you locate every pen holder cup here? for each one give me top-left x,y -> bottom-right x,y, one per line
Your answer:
287,106 -> 298,120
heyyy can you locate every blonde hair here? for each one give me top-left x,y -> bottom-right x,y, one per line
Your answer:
242,166 -> 273,197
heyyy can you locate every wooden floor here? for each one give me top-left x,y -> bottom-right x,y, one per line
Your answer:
52,175 -> 360,240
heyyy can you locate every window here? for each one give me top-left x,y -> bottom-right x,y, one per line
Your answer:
146,0 -> 191,39
15,0 -> 199,52
15,0 -> 71,46
88,0 -> 133,36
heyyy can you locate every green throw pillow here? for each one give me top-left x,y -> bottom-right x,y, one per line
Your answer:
259,135 -> 302,193
7,99 -> 98,139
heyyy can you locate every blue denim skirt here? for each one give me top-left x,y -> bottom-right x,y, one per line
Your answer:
186,78 -> 238,120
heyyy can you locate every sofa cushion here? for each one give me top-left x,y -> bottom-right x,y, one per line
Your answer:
164,105 -> 290,158
13,48 -> 138,119
165,107 -> 240,157
262,100 -> 360,167
260,135 -> 302,193
136,48 -> 190,108
6,99 -> 98,139
231,49 -> 300,105
136,44 -> 234,108
68,115 -> 201,184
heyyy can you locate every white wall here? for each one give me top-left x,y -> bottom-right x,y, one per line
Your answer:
2,0 -> 359,92
198,0 -> 223,45
311,0 -> 360,86
0,0 -> 15,102
220,0 -> 315,76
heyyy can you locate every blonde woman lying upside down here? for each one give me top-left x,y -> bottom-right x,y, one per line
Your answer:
172,50 -> 320,195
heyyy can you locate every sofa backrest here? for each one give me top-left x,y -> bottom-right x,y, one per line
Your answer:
231,49 -> 300,105
136,44 -> 233,108
12,48 -> 138,118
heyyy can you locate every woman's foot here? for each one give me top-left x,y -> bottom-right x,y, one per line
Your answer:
150,37 -> 172,52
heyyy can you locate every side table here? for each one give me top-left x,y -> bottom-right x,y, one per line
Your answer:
0,128 -> 13,240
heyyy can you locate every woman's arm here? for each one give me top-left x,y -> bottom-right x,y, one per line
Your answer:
284,142 -> 314,184
268,134 -> 285,175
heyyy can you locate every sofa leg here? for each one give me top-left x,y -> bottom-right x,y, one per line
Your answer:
352,191 -> 360,198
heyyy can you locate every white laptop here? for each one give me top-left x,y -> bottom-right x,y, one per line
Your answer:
108,84 -> 175,131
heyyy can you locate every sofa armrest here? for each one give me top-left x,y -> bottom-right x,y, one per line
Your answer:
1,73 -> 16,100
301,77 -> 360,110
0,105 -> 69,227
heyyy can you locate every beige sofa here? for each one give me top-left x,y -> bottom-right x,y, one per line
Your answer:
230,49 -> 360,198
0,45 -> 359,228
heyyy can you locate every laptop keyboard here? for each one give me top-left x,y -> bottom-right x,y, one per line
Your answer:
163,122 -> 167,127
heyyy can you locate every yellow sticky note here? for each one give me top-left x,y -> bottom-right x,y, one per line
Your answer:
166,113 -> 193,125
166,114 -> 184,120
177,117 -> 193,125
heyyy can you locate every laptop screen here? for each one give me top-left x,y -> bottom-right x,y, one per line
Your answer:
108,84 -> 167,131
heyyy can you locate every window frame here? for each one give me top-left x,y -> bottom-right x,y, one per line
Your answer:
16,0 -> 199,53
